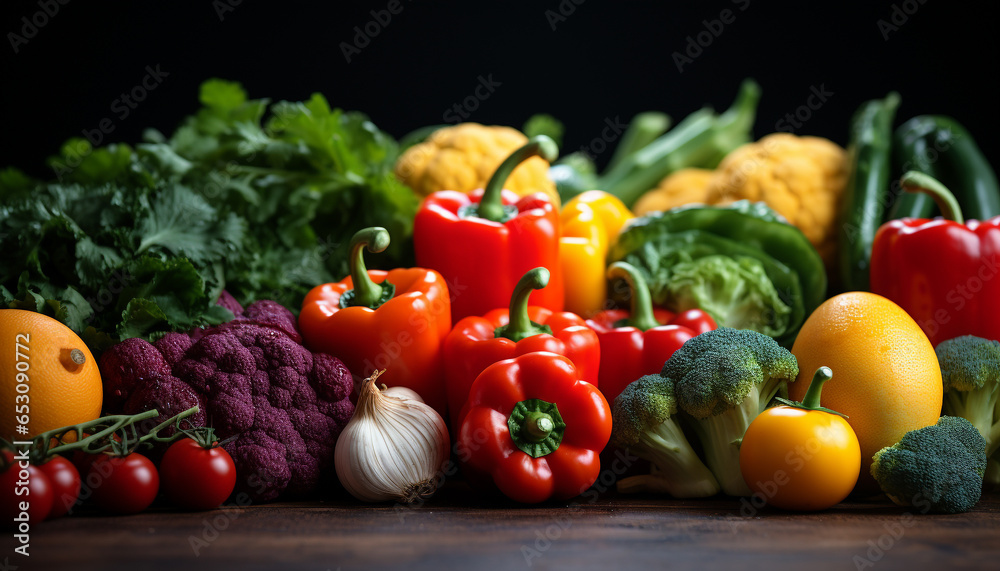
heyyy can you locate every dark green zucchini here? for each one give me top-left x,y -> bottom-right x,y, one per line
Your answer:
888,115 -> 1000,221
838,93 -> 900,292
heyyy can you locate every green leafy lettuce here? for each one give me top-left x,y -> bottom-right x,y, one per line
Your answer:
1,79 -> 416,349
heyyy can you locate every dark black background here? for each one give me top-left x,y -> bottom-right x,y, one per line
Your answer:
1,0 -> 997,176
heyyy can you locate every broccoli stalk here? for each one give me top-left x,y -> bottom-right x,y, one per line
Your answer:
662,327 -> 799,496
612,375 -> 720,498
988,456 -> 1000,489
683,380 -> 785,497
993,385 -> 1000,487
870,416 -> 987,514
936,336 -> 1000,487
944,385 -> 1000,447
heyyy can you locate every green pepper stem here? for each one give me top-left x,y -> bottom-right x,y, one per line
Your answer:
507,398 -> 566,458
801,367 -> 833,410
901,171 -> 965,224
347,227 -> 391,308
494,268 -> 554,342
607,262 -> 661,331
524,412 -> 555,442
773,367 -> 848,417
479,135 -> 559,222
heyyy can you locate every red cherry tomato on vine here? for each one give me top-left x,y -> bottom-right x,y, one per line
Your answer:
38,456 -> 81,519
159,438 -> 237,510
1,450 -> 53,528
71,450 -> 99,477
88,453 -> 159,514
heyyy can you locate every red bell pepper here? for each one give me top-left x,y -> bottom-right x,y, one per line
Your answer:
871,172 -> 1000,346
586,262 -> 717,404
299,227 -> 452,415
413,136 -> 564,323
443,267 -> 599,429
457,351 -> 611,503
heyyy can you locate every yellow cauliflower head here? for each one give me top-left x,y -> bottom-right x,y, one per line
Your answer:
705,133 -> 848,266
632,168 -> 715,217
394,123 -> 559,206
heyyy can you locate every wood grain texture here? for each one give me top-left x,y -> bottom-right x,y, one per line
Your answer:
7,484 -> 999,571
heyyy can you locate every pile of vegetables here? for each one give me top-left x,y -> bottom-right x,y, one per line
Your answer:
3,77 -> 1000,523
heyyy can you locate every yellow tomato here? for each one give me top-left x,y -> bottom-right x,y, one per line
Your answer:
739,367 -> 861,511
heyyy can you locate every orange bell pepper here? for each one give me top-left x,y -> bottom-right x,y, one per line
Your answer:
299,227 -> 451,416
560,191 -> 634,318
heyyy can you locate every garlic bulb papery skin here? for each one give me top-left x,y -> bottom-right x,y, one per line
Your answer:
335,370 -> 451,503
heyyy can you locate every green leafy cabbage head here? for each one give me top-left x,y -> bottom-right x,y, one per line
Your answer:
664,254 -> 792,338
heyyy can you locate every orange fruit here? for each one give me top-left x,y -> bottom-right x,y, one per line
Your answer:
788,292 -> 942,495
1,309 -> 103,440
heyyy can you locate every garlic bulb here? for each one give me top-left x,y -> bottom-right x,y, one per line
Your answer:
335,370 -> 451,503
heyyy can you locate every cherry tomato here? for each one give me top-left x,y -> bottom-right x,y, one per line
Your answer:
1,450 -> 53,529
739,367 -> 861,511
88,453 -> 159,514
72,449 -> 100,476
38,456 -> 81,519
159,438 -> 237,510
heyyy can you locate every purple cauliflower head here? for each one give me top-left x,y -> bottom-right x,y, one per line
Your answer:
98,299 -> 355,502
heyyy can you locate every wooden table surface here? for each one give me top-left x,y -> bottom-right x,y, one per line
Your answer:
5,482 -> 998,571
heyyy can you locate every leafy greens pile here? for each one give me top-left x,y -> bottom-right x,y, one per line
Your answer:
0,79 -> 416,348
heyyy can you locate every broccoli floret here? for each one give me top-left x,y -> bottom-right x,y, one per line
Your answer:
661,327 -> 798,496
936,335 -> 1000,488
870,416 -> 987,514
611,375 -> 720,498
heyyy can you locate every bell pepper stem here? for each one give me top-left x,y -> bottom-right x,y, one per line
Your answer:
801,367 -> 833,410
345,227 -> 393,309
607,262 -> 661,331
774,366 -> 848,418
508,398 -> 566,458
494,268 -> 554,342
524,412 -> 555,442
479,135 -> 560,222
901,171 -> 965,224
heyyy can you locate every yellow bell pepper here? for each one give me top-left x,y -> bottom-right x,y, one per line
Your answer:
560,191 -> 634,318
